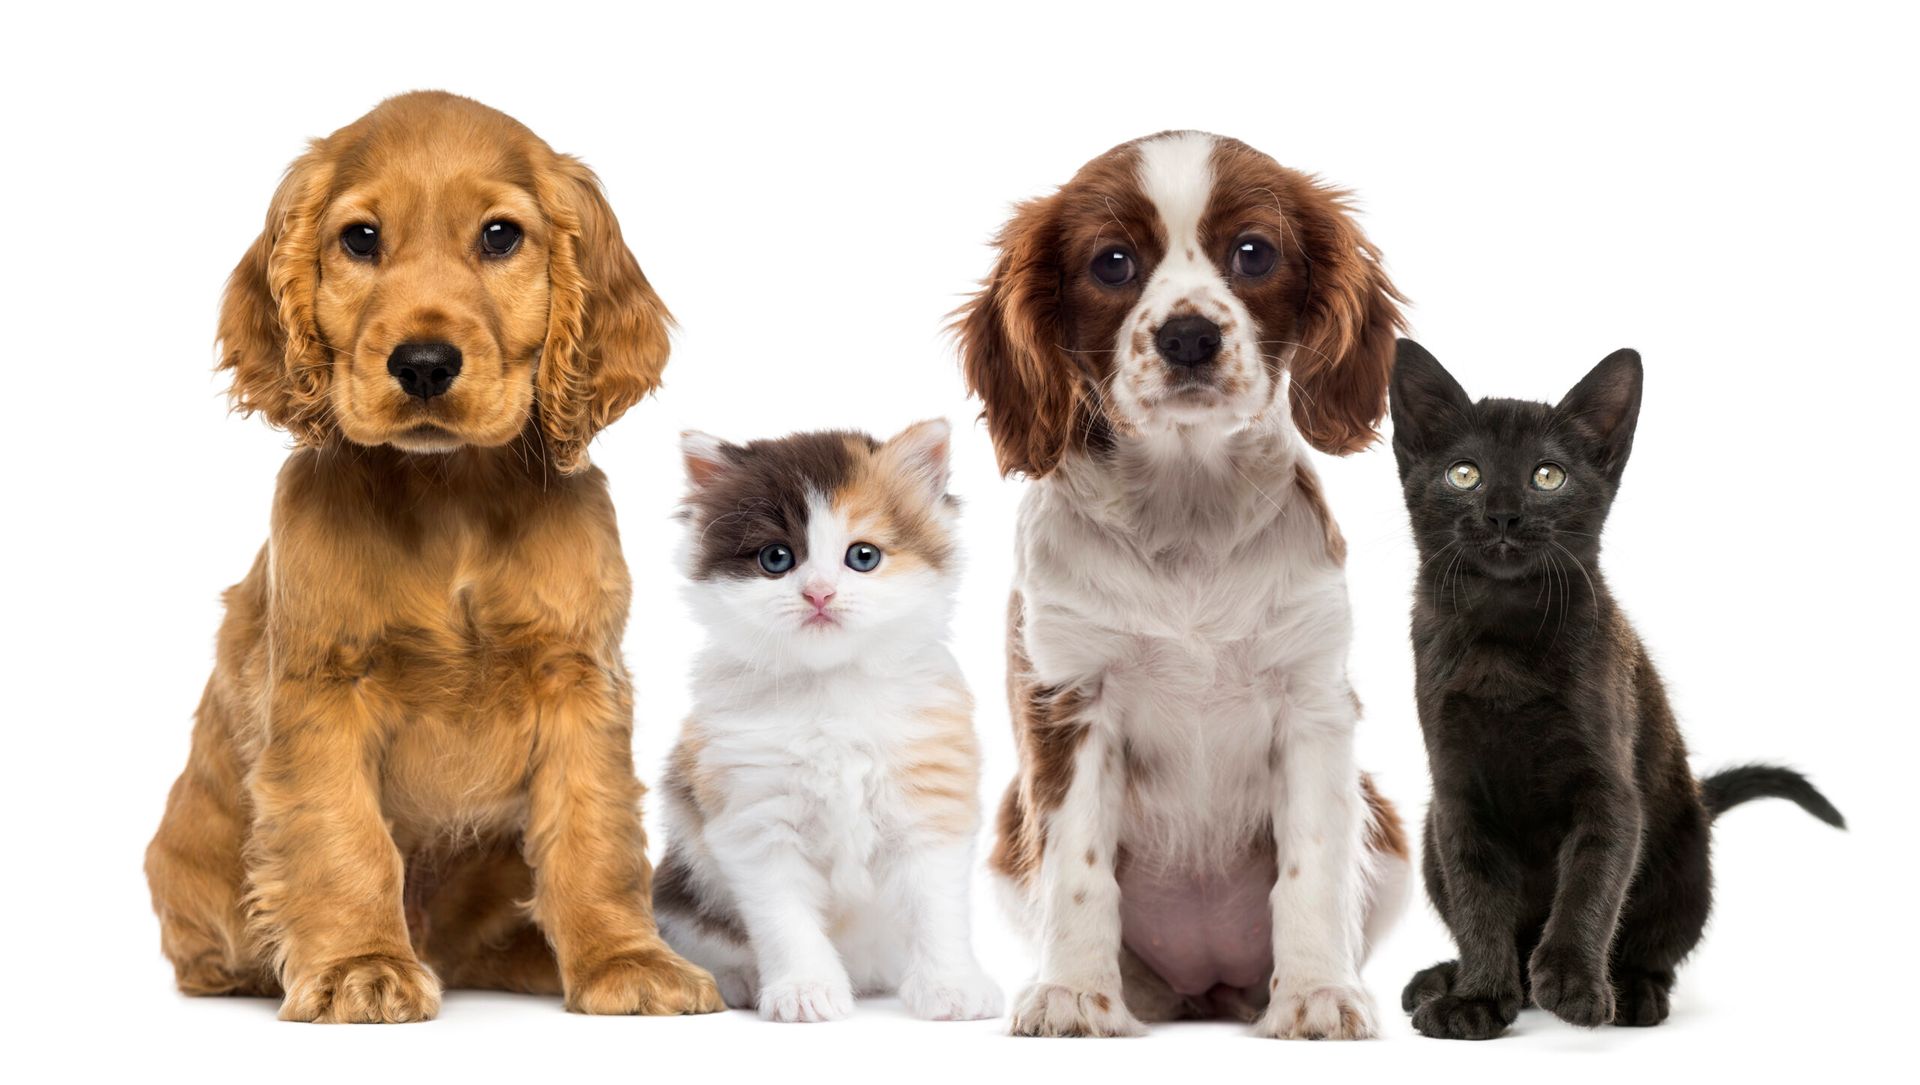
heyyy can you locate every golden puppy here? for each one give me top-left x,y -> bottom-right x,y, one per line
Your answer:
145,91 -> 722,1022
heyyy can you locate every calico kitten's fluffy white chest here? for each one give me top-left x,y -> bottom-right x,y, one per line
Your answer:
695,657 -> 961,900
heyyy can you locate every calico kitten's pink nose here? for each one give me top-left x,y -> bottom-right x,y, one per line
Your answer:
803,584 -> 837,610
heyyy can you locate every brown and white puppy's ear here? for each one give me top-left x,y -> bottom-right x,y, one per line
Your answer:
954,196 -> 1082,479
217,143 -> 338,445
876,418 -> 953,506
536,155 -> 672,474
1283,181 -> 1406,456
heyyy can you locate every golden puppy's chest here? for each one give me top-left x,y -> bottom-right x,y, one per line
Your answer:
306,595 -> 600,843
375,653 -> 541,843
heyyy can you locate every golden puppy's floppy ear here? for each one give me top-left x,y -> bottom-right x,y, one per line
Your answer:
1284,179 -> 1407,456
537,154 -> 671,474
953,194 -> 1083,479
217,143 -> 337,444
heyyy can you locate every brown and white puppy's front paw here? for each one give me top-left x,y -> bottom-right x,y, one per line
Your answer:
759,977 -> 855,1022
279,952 -> 442,1023
1258,983 -> 1379,1040
566,946 -> 725,1015
901,968 -> 1005,1021
1009,982 -> 1145,1037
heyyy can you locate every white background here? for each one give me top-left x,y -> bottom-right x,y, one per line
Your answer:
4,2 -> 1913,1081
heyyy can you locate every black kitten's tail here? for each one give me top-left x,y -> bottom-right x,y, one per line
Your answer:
1700,764 -> 1846,828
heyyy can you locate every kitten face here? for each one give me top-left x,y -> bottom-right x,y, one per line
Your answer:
1389,340 -> 1642,581
678,421 -> 958,670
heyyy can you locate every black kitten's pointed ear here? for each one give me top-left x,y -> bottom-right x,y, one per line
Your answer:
1390,339 -> 1472,453
1557,349 -> 1643,481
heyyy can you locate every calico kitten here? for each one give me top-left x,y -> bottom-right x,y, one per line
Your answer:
1388,340 -> 1844,1040
653,419 -> 1003,1024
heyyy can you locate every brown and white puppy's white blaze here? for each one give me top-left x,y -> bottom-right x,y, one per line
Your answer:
959,131 -> 1411,1039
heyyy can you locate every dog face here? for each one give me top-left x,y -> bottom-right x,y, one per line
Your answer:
218,91 -> 669,472
958,131 -> 1404,476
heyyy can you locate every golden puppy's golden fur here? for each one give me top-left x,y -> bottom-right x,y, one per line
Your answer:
145,91 -> 722,1022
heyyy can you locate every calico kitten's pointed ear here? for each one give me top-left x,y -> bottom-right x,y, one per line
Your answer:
1390,339 -> 1472,454
680,430 -> 736,490
880,418 -> 952,504
1557,349 -> 1643,482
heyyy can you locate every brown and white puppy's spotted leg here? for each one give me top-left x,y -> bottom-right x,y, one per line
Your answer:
1010,699 -> 1144,1037
522,654 -> 723,1016
1256,674 -> 1378,1040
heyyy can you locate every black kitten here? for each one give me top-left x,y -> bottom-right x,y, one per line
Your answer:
1388,340 -> 1844,1040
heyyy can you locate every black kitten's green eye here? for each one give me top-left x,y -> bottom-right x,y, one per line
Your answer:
1231,237 -> 1277,278
1446,462 -> 1482,490
1091,247 -> 1136,287
480,220 -> 522,257
341,224 -> 379,258
757,544 -> 795,574
1532,463 -> 1567,490
845,543 -> 881,572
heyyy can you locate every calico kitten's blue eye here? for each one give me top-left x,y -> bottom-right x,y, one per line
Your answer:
1532,463 -> 1567,490
757,544 -> 795,574
1446,462 -> 1482,490
845,543 -> 881,572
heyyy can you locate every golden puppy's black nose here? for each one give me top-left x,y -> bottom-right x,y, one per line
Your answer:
387,341 -> 463,401
1156,315 -> 1221,368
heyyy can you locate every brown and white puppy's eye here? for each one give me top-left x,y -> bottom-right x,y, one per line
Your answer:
341,223 -> 379,259
1532,462 -> 1567,491
479,220 -> 522,257
1230,236 -> 1277,279
1091,246 -> 1137,287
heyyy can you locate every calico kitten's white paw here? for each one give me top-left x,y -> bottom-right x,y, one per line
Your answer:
1008,981 -> 1144,1037
758,977 -> 854,1022
1258,983 -> 1379,1040
901,968 -> 1005,1021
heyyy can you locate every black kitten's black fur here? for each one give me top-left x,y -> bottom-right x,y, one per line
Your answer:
1388,340 -> 1844,1040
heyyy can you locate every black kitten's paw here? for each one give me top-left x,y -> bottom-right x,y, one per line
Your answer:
1611,970 -> 1672,1027
1401,960 -> 1457,1013
1529,948 -> 1615,1028
1410,992 -> 1519,1040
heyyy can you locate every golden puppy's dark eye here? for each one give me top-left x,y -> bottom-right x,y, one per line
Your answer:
480,221 -> 522,257
1091,247 -> 1136,287
1231,237 -> 1277,278
341,224 -> 379,259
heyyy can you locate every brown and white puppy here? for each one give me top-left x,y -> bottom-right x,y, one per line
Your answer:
144,91 -> 722,1022
958,131 -> 1411,1038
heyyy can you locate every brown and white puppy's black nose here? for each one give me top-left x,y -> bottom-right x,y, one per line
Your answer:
1155,315 -> 1222,368
387,341 -> 464,400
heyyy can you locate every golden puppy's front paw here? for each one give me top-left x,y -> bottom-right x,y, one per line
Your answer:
1009,981 -> 1144,1037
566,947 -> 725,1015
279,953 -> 441,1024
1258,983 -> 1379,1040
